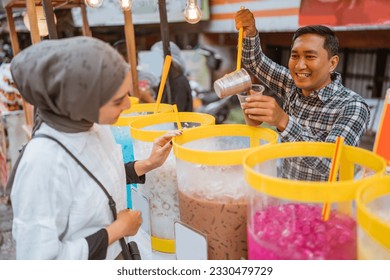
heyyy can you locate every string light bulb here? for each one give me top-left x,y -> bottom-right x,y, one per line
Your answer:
183,0 -> 202,24
119,0 -> 132,11
85,0 -> 104,8
23,6 -> 57,37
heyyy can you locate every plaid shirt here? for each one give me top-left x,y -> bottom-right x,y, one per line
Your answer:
242,36 -> 370,181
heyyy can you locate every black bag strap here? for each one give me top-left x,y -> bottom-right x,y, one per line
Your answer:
34,133 -> 132,260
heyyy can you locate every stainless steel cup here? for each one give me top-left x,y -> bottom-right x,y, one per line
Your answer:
214,68 -> 252,98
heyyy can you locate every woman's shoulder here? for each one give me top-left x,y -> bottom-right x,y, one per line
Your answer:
22,135 -> 71,170
20,124 -> 86,169
23,123 -> 115,165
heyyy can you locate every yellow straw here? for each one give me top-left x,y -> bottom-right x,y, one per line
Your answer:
172,104 -> 182,130
154,55 -> 172,114
236,27 -> 243,71
236,6 -> 245,71
321,136 -> 344,221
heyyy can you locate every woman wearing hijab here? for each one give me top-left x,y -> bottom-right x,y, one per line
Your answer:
7,36 -> 181,260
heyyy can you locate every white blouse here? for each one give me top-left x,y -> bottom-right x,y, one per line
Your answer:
11,123 -> 127,259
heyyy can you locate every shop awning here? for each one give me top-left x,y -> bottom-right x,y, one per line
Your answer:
72,0 -> 390,32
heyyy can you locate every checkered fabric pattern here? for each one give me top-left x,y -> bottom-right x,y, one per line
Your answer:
242,36 -> 370,181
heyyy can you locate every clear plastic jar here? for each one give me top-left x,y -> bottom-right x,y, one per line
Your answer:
244,142 -> 386,260
173,124 -> 278,259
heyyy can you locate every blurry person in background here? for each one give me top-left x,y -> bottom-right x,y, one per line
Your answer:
151,41 -> 193,112
0,43 -> 12,64
113,39 -> 158,103
235,9 -> 370,181
137,69 -> 159,103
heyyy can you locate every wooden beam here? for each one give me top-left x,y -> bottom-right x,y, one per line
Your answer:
80,3 -> 92,37
42,0 -> 58,39
26,0 -> 41,44
5,7 -> 20,55
24,0 -> 41,135
2,0 -> 85,9
4,3 -> 33,137
158,0 -> 172,103
123,9 -> 139,98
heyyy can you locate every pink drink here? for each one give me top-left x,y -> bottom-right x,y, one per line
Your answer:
248,203 -> 356,260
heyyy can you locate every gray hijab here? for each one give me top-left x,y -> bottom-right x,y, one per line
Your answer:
5,36 -> 129,200
11,36 -> 130,133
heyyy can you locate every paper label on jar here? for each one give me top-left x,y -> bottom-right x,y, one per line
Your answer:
175,221 -> 208,260
131,187 -> 151,236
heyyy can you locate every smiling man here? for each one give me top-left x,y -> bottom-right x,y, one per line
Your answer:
235,9 -> 370,181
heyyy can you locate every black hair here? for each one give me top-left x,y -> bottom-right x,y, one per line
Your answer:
292,25 -> 339,57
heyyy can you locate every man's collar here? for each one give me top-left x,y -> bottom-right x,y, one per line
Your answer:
299,72 -> 342,102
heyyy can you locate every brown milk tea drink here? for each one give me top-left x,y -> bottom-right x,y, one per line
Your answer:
130,112 -> 215,255
178,182 -> 247,259
173,124 -> 278,259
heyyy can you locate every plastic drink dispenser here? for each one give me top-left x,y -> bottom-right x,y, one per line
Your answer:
357,176 -> 390,259
173,124 -> 278,259
130,112 -> 215,254
243,142 -> 386,260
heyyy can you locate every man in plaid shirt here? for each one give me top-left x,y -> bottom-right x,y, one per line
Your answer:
235,9 -> 370,181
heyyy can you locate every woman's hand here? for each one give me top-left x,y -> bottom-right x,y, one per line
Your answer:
134,130 -> 183,176
106,209 -> 142,245
148,130 -> 183,169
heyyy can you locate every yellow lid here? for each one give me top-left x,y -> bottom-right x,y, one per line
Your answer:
114,103 -> 173,126
129,96 -> 139,105
173,124 -> 278,165
243,142 -> 386,203
130,112 -> 215,142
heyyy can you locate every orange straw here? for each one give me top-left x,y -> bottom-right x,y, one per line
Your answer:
154,55 -> 172,113
321,136 -> 344,221
172,104 -> 182,130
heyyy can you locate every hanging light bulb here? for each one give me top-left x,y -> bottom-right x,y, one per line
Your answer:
183,0 -> 202,24
85,0 -> 104,9
23,6 -> 57,37
119,0 -> 132,11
